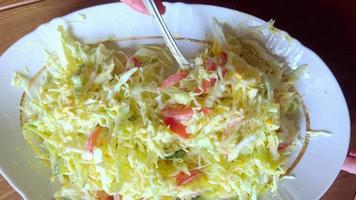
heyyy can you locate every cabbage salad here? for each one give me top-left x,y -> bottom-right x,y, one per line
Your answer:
12,22 -> 303,200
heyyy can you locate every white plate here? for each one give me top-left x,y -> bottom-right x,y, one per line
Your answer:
0,3 -> 350,200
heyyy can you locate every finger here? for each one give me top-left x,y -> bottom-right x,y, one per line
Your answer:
154,0 -> 166,14
349,149 -> 356,158
121,0 -> 166,15
121,0 -> 148,14
341,156 -> 356,174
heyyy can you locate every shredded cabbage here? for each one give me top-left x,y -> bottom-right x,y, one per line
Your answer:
13,23 -> 303,200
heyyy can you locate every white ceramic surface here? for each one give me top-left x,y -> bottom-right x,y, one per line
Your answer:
0,3 -> 350,200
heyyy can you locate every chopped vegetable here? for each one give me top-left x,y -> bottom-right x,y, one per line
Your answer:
195,78 -> 216,94
218,52 -> 228,65
203,57 -> 217,71
191,196 -> 203,200
130,56 -> 141,68
176,170 -> 203,186
164,117 -> 189,139
86,126 -> 104,153
165,149 -> 186,160
201,108 -> 213,115
202,78 -> 216,92
278,143 -> 289,151
95,191 -> 113,200
161,104 -> 193,121
160,71 -> 188,89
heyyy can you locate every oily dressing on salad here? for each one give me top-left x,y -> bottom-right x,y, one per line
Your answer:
12,22 -> 304,200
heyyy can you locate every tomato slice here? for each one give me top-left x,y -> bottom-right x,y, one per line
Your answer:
160,71 -> 188,90
95,191 -> 113,200
176,170 -> 203,185
130,56 -> 141,68
222,67 -> 228,77
161,105 -> 193,121
277,143 -> 290,151
195,78 -> 217,94
201,108 -> 213,115
164,117 -> 189,139
209,78 -> 217,87
203,78 -> 216,91
219,52 -> 228,65
204,57 -> 217,71
194,88 -> 203,94
86,126 -> 104,153
204,52 -> 227,72
201,79 -> 210,91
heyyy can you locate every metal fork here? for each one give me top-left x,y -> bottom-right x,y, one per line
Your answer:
143,0 -> 193,69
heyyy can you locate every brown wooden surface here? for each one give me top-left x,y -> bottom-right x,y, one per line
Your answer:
0,0 -> 355,199
0,0 -> 44,12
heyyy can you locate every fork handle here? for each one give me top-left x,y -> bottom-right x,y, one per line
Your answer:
143,0 -> 190,68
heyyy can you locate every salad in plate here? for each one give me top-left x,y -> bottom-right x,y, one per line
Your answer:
12,21 -> 305,200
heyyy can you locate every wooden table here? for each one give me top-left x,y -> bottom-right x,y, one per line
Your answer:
0,0 -> 355,199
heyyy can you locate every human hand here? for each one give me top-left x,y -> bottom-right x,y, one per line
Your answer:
341,150 -> 356,174
121,0 -> 166,15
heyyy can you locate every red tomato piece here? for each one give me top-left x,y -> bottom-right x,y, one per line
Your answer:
222,67 -> 228,77
161,105 -> 193,121
201,79 -> 210,91
95,191 -> 113,200
201,108 -> 213,115
86,126 -> 104,153
163,117 -> 189,139
176,170 -> 203,185
160,71 -> 189,90
204,57 -> 217,71
278,143 -> 290,151
130,56 -> 141,68
194,88 -> 202,94
209,78 -> 217,87
199,78 -> 217,93
219,52 -> 228,65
